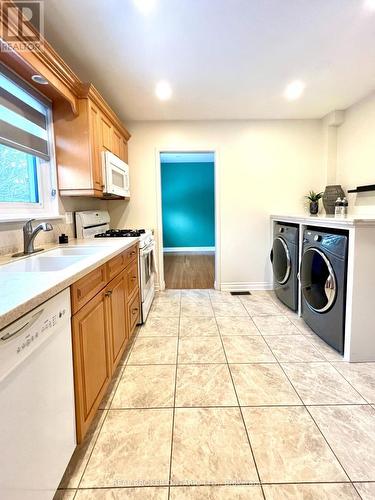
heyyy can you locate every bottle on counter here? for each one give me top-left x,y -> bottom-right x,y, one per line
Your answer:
334,197 -> 343,217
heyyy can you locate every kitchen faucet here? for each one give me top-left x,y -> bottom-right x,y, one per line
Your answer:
22,219 -> 53,255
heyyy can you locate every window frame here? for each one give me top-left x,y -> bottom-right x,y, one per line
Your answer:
0,66 -> 60,222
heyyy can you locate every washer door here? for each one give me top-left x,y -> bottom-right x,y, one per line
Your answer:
301,248 -> 337,313
271,237 -> 291,285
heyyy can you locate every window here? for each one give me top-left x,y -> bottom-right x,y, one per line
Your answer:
0,64 -> 58,220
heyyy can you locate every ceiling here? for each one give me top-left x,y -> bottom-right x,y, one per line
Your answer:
43,0 -> 375,121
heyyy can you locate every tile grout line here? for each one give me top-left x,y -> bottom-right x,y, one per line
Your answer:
209,293 -> 267,500
66,291 -> 374,496
74,408 -> 110,491
221,294 -> 359,491
75,324 -> 140,491
325,359 -> 372,406
167,291 -> 182,500
260,317 -> 355,488
291,317 -> 372,404
87,402 -> 375,411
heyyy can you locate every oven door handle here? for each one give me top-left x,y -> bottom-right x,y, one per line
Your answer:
140,243 -> 154,256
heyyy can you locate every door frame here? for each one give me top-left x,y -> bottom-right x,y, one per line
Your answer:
155,148 -> 221,290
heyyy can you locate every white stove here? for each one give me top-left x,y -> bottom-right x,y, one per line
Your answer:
75,211 -> 155,322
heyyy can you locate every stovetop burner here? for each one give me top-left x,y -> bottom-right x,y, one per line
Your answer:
94,229 -> 146,238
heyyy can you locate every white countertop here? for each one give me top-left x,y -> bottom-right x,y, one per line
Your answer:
0,238 -> 139,331
271,213 -> 375,227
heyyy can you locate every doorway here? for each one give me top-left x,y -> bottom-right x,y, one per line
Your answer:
158,151 -> 217,289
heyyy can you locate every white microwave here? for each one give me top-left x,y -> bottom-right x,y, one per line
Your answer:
102,151 -> 130,197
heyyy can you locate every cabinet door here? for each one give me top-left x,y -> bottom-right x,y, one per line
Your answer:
112,128 -> 122,158
100,114 -> 112,152
119,138 -> 128,163
72,290 -> 111,443
88,102 -> 103,191
106,270 -> 129,370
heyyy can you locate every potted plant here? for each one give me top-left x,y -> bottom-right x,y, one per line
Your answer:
306,190 -> 323,215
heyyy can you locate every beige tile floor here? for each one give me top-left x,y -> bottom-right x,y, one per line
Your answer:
55,290 -> 375,500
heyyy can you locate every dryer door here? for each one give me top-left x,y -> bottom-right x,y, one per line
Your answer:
301,248 -> 337,313
271,237 -> 291,285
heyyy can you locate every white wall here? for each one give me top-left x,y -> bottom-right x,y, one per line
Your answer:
108,120 -> 324,289
337,91 -> 375,215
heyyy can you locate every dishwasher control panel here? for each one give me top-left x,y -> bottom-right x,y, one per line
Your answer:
0,289 -> 71,383
15,307 -> 67,354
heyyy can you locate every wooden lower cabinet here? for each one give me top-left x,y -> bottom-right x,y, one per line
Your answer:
72,290 -> 111,443
71,243 -> 139,443
106,270 -> 128,371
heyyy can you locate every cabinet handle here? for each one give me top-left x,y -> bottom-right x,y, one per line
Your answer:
132,307 -> 139,314
131,276 -> 137,281
105,290 -> 112,297
130,251 -> 136,256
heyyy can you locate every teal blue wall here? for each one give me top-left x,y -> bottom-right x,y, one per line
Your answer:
161,162 -> 215,248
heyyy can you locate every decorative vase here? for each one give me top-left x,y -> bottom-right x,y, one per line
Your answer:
323,185 -> 345,215
309,201 -> 319,215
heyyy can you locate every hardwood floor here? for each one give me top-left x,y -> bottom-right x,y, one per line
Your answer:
164,252 -> 215,289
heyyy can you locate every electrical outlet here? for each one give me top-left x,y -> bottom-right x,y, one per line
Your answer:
65,212 -> 73,224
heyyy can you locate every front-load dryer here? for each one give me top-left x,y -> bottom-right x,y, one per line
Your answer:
300,228 -> 348,354
270,222 -> 299,311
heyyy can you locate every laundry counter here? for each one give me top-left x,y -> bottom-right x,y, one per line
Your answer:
271,214 -> 375,362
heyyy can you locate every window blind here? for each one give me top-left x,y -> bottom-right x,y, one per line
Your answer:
0,65 -> 50,161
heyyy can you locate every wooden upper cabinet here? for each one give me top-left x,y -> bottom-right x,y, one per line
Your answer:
112,128 -> 122,158
100,114 -> 112,152
54,83 -> 130,198
120,138 -> 128,164
88,101 -> 103,191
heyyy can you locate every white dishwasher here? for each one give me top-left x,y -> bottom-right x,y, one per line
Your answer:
0,289 -> 76,500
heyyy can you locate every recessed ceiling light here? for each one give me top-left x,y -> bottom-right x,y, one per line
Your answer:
155,81 -> 172,101
284,80 -> 305,101
364,0 -> 375,10
31,74 -> 48,85
133,0 -> 156,14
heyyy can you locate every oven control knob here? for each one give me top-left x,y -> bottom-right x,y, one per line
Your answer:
313,234 -> 321,242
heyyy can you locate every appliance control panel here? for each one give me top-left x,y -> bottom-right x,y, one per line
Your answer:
0,289 -> 71,383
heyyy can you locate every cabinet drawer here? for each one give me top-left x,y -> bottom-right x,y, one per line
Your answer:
126,260 -> 139,298
128,292 -> 140,336
71,264 -> 107,314
107,244 -> 138,281
107,252 -> 126,281
123,243 -> 138,267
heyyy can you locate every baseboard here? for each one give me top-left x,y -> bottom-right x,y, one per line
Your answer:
221,282 -> 273,292
154,280 -> 164,291
163,246 -> 215,253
